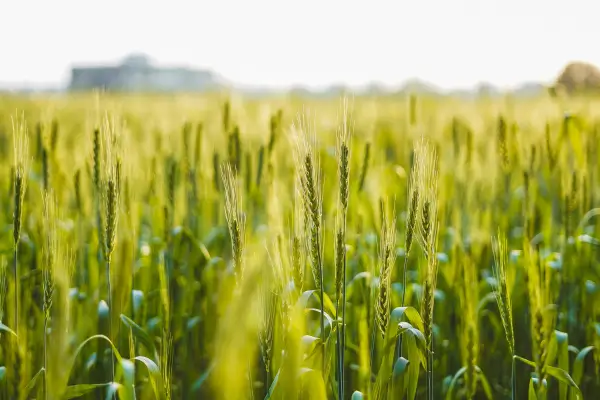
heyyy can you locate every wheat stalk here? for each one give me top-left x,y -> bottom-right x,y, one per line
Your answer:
102,127 -> 120,262
222,163 -> 246,283
42,190 -> 57,400
213,151 -> 221,193
223,100 -> 231,134
100,114 -> 121,387
401,137 -> 423,307
524,243 -> 554,395
357,141 -> 371,192
497,116 -> 509,170
396,137 -> 423,361
415,137 -> 439,400
259,267 -> 277,389
255,145 -> 266,189
0,257 -> 7,324
290,180 -> 305,294
292,112 -> 323,292
11,111 -> 30,339
335,107 -> 351,307
334,97 -> 352,400
42,144 -> 50,191
161,329 -> 174,400
375,204 -> 397,339
291,110 -> 325,373
492,230 -> 515,354
457,255 -> 479,400
92,127 -> 106,268
228,126 -> 242,174
491,229 -> 516,398
50,119 -> 59,151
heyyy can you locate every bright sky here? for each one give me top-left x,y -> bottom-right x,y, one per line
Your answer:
1,0 -> 598,89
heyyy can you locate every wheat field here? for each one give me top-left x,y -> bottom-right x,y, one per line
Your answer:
0,92 -> 598,399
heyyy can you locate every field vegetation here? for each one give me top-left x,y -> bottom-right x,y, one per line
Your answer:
0,92 -> 599,399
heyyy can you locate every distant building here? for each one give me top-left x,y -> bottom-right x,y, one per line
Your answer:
69,53 -> 223,92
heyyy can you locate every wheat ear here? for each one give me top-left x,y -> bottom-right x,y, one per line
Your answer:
492,229 -> 516,398
222,163 -> 246,283
291,110 -> 325,373
375,204 -> 397,338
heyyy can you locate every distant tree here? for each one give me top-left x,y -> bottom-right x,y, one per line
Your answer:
553,61 -> 600,94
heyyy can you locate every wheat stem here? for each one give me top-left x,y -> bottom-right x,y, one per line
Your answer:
43,314 -> 48,400
395,255 -> 410,361
511,355 -> 516,400
12,248 -> 17,338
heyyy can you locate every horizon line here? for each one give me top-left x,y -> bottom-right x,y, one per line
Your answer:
0,76 -> 552,92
